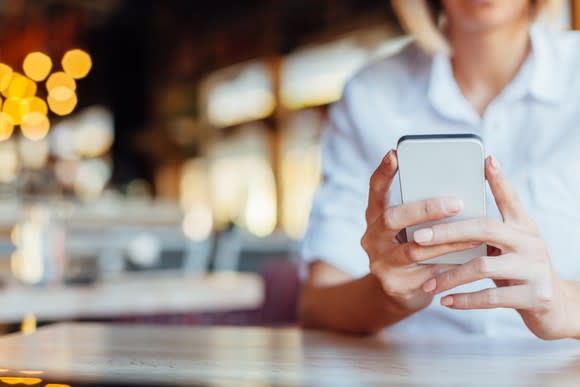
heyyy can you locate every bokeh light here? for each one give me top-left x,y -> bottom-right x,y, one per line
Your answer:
18,137 -> 49,169
7,73 -> 37,99
49,86 -> 75,101
0,64 -> 13,92
75,106 -> 114,157
0,140 -> 19,182
54,159 -> 79,187
50,119 -> 78,160
46,71 -> 76,93
23,52 -> 53,81
25,96 -> 48,115
2,97 -> 25,125
74,158 -> 112,200
183,204 -> 213,241
126,233 -> 162,267
0,112 -> 14,141
62,49 -> 92,79
21,112 -> 50,140
48,92 -> 77,116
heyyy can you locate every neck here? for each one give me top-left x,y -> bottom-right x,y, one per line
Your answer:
449,20 -> 531,115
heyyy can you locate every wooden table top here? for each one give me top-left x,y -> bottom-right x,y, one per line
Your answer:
0,272 -> 263,323
0,324 -> 578,386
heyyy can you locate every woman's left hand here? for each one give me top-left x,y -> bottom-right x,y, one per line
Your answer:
417,156 -> 575,340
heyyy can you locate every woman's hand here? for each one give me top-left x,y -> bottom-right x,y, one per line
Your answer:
418,156 -> 573,339
361,150 -> 481,313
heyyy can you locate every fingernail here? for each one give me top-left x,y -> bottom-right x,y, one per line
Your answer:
383,151 -> 392,166
441,296 -> 454,307
414,228 -> 433,244
422,278 -> 436,293
490,156 -> 500,171
443,198 -> 464,214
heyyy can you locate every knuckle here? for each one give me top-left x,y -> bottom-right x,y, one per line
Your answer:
474,256 -> 493,274
483,289 -> 500,306
360,234 -> 369,252
383,209 -> 397,230
431,223 -> 448,241
420,200 -> 433,216
380,273 -> 398,294
440,269 -> 455,288
481,218 -> 498,238
404,244 -> 422,263
369,172 -> 386,195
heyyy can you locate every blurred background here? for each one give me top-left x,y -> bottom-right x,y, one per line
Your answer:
0,0 -> 575,334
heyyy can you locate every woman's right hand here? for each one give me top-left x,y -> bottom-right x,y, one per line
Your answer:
361,149 -> 479,312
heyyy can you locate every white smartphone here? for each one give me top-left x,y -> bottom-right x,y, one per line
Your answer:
397,134 -> 487,265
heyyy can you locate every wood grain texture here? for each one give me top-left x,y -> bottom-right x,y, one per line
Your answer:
0,324 -> 578,386
0,273 -> 263,323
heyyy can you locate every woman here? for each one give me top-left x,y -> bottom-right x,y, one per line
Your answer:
299,0 -> 580,339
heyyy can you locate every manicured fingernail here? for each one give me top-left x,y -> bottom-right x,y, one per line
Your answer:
414,228 -> 433,244
443,198 -> 464,213
490,156 -> 500,171
422,278 -> 436,293
441,296 -> 454,306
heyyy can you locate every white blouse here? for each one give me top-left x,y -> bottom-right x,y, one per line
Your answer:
301,24 -> 580,337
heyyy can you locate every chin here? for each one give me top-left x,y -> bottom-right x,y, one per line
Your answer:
443,0 -> 530,33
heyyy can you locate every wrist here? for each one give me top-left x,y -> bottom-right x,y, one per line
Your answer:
558,279 -> 580,339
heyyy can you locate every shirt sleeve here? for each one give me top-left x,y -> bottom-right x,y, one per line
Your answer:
300,80 -> 372,278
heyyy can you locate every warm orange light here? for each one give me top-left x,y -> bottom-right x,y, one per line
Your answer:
21,112 -> 50,140
7,74 -> 36,99
48,93 -> 77,116
48,86 -> 74,101
45,384 -> 71,387
3,97 -> 24,125
24,97 -> 47,115
46,71 -> 76,92
0,112 -> 14,141
0,377 -> 42,385
22,52 -> 52,82
20,313 -> 37,335
62,49 -> 92,79
0,64 -> 13,92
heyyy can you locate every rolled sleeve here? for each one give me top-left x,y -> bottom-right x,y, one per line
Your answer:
300,80 -> 372,278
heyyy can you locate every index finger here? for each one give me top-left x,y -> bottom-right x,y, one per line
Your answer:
486,156 -> 527,223
366,150 -> 398,224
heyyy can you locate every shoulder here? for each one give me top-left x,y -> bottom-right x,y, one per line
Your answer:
343,40 -> 432,101
547,27 -> 580,82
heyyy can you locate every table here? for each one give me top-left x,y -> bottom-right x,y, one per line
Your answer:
0,272 -> 263,323
0,324 -> 578,386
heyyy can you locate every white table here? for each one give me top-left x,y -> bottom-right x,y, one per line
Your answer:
0,272 -> 263,323
0,324 -> 578,386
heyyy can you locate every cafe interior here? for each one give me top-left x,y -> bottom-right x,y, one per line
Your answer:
0,0 -> 576,386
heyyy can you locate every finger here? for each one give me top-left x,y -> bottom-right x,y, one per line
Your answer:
388,241 -> 482,267
412,217 -> 527,251
485,156 -> 527,223
373,262 -> 455,292
366,150 -> 398,224
422,254 -> 536,294
440,285 -> 532,310
382,197 -> 464,235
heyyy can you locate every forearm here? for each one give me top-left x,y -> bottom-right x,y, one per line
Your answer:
563,280 -> 580,339
298,273 -> 414,335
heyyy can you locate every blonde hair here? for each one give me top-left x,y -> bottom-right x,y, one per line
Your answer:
392,0 -> 563,55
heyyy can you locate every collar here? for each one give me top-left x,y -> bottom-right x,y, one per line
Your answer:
427,23 -> 565,124
528,23 -> 565,104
